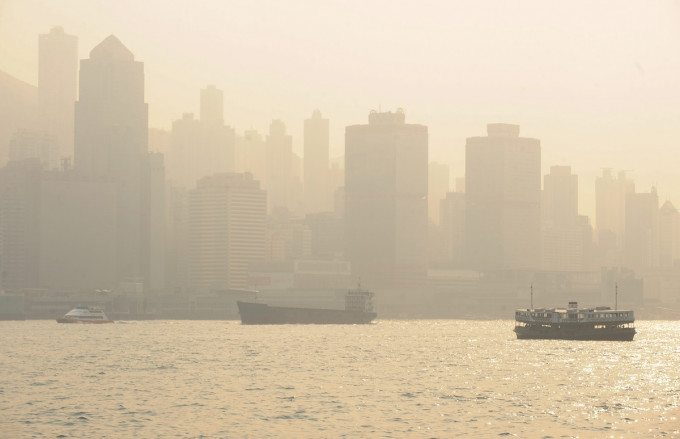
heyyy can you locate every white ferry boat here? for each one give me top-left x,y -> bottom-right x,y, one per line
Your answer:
514,301 -> 635,341
56,306 -> 114,324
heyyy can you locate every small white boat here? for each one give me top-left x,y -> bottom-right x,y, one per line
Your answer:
56,306 -> 114,324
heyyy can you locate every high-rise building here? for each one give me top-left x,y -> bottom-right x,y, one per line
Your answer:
0,160 -> 42,289
345,109 -> 428,289
9,129 -> 58,169
595,169 -> 634,245
39,26 -> 78,163
188,173 -> 266,291
658,201 -> 680,269
235,129 -> 267,183
465,123 -> 541,271
543,166 -> 578,229
541,166 -> 592,272
200,85 -> 223,126
428,162 -> 450,225
439,191 -> 466,268
168,86 -> 235,188
624,188 -> 659,273
265,120 -> 293,213
74,35 -> 160,288
304,110 -> 331,214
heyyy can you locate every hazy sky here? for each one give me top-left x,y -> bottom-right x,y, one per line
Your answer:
1,0 -> 680,214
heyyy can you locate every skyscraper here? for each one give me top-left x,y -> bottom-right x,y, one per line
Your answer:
188,173 -> 266,291
345,109 -> 428,289
541,166 -> 593,272
74,35 -> 158,287
595,169 -> 634,245
200,85 -> 223,126
428,162 -> 450,225
624,188 -> 659,273
38,26 -> 78,164
304,110 -> 331,214
265,120 -> 293,213
465,123 -> 541,271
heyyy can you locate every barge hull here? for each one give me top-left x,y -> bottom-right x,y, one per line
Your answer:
237,301 -> 376,325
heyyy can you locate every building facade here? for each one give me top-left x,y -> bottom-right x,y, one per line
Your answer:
465,123 -> 541,271
345,109 -> 428,289
39,26 -> 78,164
188,173 -> 266,291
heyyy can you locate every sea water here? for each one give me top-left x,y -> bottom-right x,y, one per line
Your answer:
1,320 -> 678,438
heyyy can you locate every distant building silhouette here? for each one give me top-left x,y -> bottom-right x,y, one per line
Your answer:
265,120 -> 294,213
596,169 -> 634,239
188,173 -> 266,291
624,187 -> 659,274
168,86 -> 235,188
542,166 -> 593,272
439,191 -> 466,268
345,109 -> 428,289
200,85 -> 223,126
235,129 -> 267,184
9,129 -> 58,168
74,35 -> 164,290
658,201 -> 680,269
304,110 -> 331,214
39,26 -> 77,165
0,160 -> 42,289
465,123 -> 541,271
428,162 -> 450,225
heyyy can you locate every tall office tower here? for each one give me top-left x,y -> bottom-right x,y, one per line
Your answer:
188,173 -> 266,291
200,85 -> 235,173
200,85 -> 223,126
169,113 -> 201,186
304,110 -> 331,214
265,120 -> 293,213
595,169 -> 635,245
465,123 -> 541,271
38,26 -> 78,163
39,171 -> 117,291
658,201 -> 680,269
74,35 -> 154,286
145,152 -> 166,291
543,166 -> 577,229
624,188 -> 659,274
345,109 -> 428,289
169,87 -> 235,188
0,160 -> 42,289
541,166 -> 590,272
235,129 -> 267,183
428,162 -> 450,225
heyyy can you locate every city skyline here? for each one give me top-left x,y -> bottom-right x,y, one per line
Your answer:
2,1 -> 680,217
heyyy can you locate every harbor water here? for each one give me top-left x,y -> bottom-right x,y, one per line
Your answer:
1,320 -> 678,438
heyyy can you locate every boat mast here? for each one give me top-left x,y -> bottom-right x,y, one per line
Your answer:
615,282 -> 618,311
530,283 -> 533,309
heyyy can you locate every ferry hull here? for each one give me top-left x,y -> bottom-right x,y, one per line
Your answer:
514,326 -> 635,341
237,301 -> 376,325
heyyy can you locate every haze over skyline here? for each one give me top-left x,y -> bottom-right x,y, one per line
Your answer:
2,0 -> 680,215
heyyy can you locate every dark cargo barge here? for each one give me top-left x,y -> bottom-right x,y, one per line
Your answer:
237,288 -> 376,324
